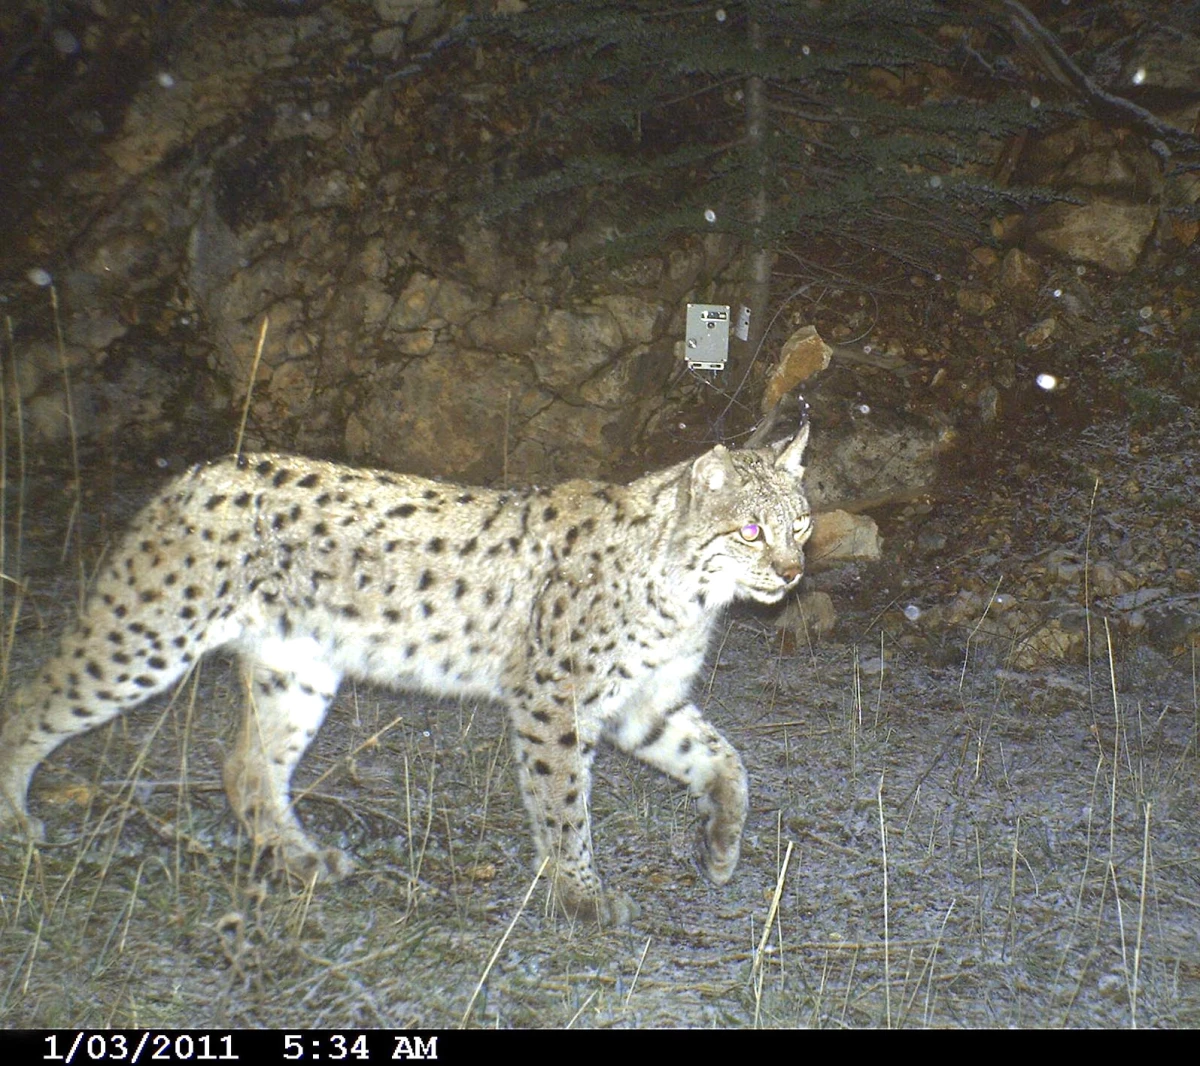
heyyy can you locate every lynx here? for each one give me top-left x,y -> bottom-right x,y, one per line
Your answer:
0,414 -> 811,923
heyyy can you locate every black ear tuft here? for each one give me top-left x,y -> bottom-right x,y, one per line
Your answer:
744,391 -> 809,450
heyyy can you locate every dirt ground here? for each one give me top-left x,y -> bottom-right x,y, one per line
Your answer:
1,384 -> 1197,1028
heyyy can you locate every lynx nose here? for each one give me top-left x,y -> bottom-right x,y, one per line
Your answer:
776,560 -> 804,584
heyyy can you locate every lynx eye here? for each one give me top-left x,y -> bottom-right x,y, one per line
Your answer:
739,522 -> 762,542
793,515 -> 812,542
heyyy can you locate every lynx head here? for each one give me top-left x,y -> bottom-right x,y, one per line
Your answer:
685,415 -> 812,607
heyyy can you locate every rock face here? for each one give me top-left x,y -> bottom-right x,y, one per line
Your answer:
7,3 -> 758,484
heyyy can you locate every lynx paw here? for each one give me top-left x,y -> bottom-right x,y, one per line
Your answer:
554,882 -> 640,927
0,804 -> 45,845
696,820 -> 742,885
270,840 -> 355,884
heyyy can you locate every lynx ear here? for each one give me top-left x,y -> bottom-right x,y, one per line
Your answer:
773,420 -> 809,476
692,445 -> 734,494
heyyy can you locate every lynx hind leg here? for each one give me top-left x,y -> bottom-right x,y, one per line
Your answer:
0,623 -> 202,839
611,701 -> 749,886
509,704 -> 635,926
225,638 -> 350,882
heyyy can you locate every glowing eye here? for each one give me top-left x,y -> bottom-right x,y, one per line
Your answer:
793,515 -> 812,541
739,522 -> 762,542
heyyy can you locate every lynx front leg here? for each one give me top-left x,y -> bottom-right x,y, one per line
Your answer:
610,701 -> 749,886
225,638 -> 349,882
509,702 -> 634,925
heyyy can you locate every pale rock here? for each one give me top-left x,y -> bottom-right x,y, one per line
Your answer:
358,282 -> 395,331
387,272 -> 440,331
430,278 -> 491,327
955,288 -> 996,316
761,325 -> 832,414
1011,619 -> 1081,669
464,298 -> 542,352
1021,318 -> 1057,347
597,294 -> 662,345
532,306 -> 624,393
392,329 -> 437,356
268,361 -> 314,409
374,0 -> 434,24
1031,200 -> 1157,274
775,590 -> 837,641
999,247 -> 1041,292
1059,148 -> 1140,192
805,510 -> 881,570
11,341 -> 92,401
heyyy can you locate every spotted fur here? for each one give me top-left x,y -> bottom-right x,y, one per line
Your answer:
0,421 -> 811,922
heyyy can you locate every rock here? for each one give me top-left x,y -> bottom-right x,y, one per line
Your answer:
460,225 -> 522,292
803,412 -> 941,510
506,397 -> 637,481
999,247 -> 1042,292
464,298 -> 542,352
806,510 -> 881,570
344,346 -> 544,482
373,1 -> 436,26
978,385 -> 1000,423
1144,604 -> 1200,654
531,306 -> 624,394
1021,318 -> 1057,348
387,272 -> 441,331
431,279 -> 491,327
596,295 -> 662,346
26,382 -> 100,444
1030,200 -> 1158,274
391,329 -> 437,356
1060,147 -> 1148,193
917,530 -> 948,553
1011,618 -> 1081,669
11,341 -> 91,401
955,288 -> 996,316
1121,29 -> 1200,92
775,590 -> 838,641
1088,560 -> 1132,599
761,325 -> 832,414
